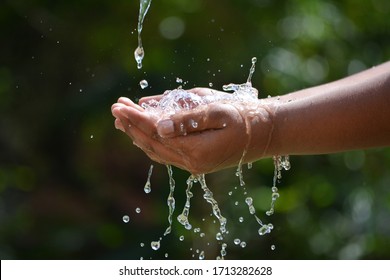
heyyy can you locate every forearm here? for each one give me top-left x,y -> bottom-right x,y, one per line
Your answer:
265,61 -> 390,157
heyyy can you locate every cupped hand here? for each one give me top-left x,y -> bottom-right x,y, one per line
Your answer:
111,88 -> 274,174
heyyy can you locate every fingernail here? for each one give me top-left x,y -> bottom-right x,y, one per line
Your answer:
157,119 -> 174,137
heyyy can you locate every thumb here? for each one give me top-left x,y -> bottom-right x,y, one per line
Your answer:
156,105 -> 229,138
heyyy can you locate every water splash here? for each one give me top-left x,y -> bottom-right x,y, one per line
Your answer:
133,58 -> 291,259
142,58 -> 260,118
134,0 -> 152,69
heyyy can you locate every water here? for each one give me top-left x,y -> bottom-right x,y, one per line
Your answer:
134,0 -> 152,69
177,176 -> 194,230
199,250 -> 205,260
266,155 -> 290,216
131,58 -> 291,258
151,240 -> 160,251
245,196 -> 274,236
198,174 -> 227,235
144,164 -> 153,194
139,79 -> 149,89
164,165 -> 176,236
122,215 -> 130,223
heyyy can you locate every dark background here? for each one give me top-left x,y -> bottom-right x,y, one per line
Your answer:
1,0 -> 390,260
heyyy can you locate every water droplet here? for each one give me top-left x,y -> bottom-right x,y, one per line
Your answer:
179,235 -> 184,241
139,79 -> 148,89
245,197 -> 253,206
216,232 -> 223,241
165,253 -> 169,258
271,245 -> 276,250
240,241 -> 247,248
272,192 -> 280,200
122,215 -> 130,223
79,89 -> 83,93
144,164 -> 153,194
134,46 -> 145,69
144,181 -> 151,193
209,82 -> 213,87
190,119 -> 198,128
90,135 -> 94,139
258,223 -> 273,236
151,240 -> 160,250
135,207 -> 141,214
199,251 -> 205,260
176,77 -> 183,84
234,238 -> 241,245
239,217 -> 244,223
140,242 -> 144,247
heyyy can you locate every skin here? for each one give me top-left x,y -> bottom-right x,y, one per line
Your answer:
111,61 -> 390,175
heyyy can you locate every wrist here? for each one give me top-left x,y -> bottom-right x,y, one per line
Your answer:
243,99 -> 277,162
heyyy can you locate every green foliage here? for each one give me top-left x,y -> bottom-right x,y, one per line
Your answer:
0,0 -> 389,259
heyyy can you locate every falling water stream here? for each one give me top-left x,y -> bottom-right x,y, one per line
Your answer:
134,0 -> 152,69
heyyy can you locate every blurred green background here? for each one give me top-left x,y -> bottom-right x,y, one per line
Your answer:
1,0 -> 390,260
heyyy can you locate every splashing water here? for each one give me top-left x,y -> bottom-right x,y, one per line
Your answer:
132,58 -> 291,258
143,57 -> 259,121
134,0 -> 152,69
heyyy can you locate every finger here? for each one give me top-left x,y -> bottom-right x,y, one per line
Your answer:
138,87 -> 217,106
128,123 -> 188,169
117,97 -> 145,112
114,118 -> 125,132
156,103 -> 232,138
139,94 -> 164,105
119,106 -> 158,137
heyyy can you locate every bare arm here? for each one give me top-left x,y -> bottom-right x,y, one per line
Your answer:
112,61 -> 390,174
262,61 -> 390,157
